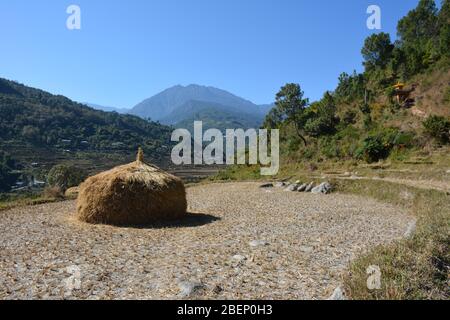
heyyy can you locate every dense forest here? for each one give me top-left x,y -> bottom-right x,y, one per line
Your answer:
0,78 -> 175,191
0,78 -> 172,152
264,0 -> 450,163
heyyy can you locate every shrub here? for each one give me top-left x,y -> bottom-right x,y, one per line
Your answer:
393,132 -> 415,147
422,115 -> 450,143
320,137 -> 340,159
363,114 -> 373,131
356,127 -> 415,163
342,110 -> 357,125
356,135 -> 391,163
43,186 -> 64,199
47,165 -> 87,191
304,116 -> 338,137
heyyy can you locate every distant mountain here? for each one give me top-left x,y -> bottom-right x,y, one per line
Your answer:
0,78 -> 173,163
130,84 -> 272,129
160,100 -> 264,132
85,103 -> 130,114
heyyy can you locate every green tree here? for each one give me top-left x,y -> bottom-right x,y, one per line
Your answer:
263,107 -> 284,129
361,33 -> 394,71
0,152 -> 18,192
335,71 -> 365,102
438,0 -> 450,57
47,165 -> 87,191
397,0 -> 439,44
274,83 -> 310,145
304,92 -> 339,137
397,0 -> 440,74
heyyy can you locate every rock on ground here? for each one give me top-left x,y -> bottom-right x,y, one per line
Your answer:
328,287 -> 346,300
178,281 -> 206,298
285,184 -> 299,192
249,240 -> 269,248
305,182 -> 315,192
311,182 -> 333,194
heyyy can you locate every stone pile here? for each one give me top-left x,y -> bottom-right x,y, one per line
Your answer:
273,181 -> 333,194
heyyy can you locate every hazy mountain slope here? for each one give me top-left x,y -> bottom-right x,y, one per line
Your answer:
160,100 -> 264,131
85,103 -> 130,114
130,84 -> 269,121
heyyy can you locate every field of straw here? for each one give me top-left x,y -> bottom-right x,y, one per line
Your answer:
0,182 -> 414,300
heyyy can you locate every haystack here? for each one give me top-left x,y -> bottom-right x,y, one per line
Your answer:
76,148 -> 187,225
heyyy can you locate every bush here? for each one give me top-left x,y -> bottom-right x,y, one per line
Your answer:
320,137 -> 341,159
304,116 -> 338,137
47,165 -> 87,191
356,135 -> 392,163
393,132 -> 415,147
423,115 -> 450,143
342,110 -> 357,125
43,186 -> 64,200
356,127 -> 418,163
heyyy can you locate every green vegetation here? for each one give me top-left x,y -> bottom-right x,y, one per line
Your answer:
0,77 -> 175,195
213,1 -> 450,300
0,78 -> 173,159
337,180 -> 449,300
423,115 -> 450,143
269,83 -> 309,145
0,151 -> 18,192
47,164 -> 87,191
263,0 -> 450,165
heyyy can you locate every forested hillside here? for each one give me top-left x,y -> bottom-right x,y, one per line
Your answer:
0,78 -> 173,154
0,78 -> 174,191
264,0 -> 450,164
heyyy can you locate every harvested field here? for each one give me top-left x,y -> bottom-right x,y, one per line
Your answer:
0,182 -> 414,300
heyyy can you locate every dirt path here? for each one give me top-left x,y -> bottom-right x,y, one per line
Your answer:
0,182 -> 414,300
334,176 -> 450,193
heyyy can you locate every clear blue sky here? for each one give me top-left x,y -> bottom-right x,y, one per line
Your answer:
0,0 -> 421,108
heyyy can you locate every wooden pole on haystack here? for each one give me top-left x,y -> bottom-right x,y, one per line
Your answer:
137,147 -> 144,163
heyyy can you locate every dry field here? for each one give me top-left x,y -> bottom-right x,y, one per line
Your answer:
0,182 -> 414,300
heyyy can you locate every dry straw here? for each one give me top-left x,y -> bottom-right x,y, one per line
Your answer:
76,148 -> 187,225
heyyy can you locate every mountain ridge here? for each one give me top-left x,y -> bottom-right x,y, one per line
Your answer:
84,103 -> 130,114
130,84 -> 273,126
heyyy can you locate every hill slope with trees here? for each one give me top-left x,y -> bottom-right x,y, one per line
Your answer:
263,0 -> 450,165
0,78 -> 174,191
